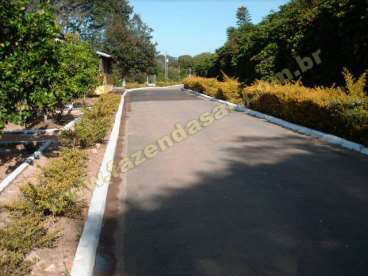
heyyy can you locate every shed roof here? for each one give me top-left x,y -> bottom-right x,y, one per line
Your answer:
96,51 -> 113,58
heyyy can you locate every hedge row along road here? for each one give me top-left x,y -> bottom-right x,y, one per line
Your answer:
95,86 -> 368,276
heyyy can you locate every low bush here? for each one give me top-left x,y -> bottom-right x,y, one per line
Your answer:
245,80 -> 368,145
0,214 -> 58,254
8,148 -> 87,217
217,74 -> 243,104
184,76 -> 219,96
183,72 -> 368,146
0,249 -> 33,276
155,80 -> 182,87
0,92 -> 121,274
125,82 -> 146,89
75,116 -> 110,147
0,214 -> 59,275
184,75 -> 242,103
61,93 -> 121,147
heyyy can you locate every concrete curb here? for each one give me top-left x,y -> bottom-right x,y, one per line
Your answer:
182,88 -> 368,156
0,140 -> 45,145
121,84 -> 183,91
2,118 -> 82,136
70,93 -> 125,276
2,128 -> 59,135
0,117 -> 81,194
0,140 -> 53,194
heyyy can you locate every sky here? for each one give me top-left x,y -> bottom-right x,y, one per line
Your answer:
130,0 -> 289,57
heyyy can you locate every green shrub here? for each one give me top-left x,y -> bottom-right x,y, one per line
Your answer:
184,75 -> 242,103
0,249 -> 32,276
50,33 -> 100,118
0,1 -> 100,129
125,82 -> 146,89
0,93 -> 120,274
0,214 -> 58,254
156,80 -> 182,87
0,214 -> 58,275
245,79 -> 368,146
61,93 -> 121,148
8,148 -> 87,217
218,74 -> 243,104
59,129 -> 78,148
0,0 -> 60,127
75,116 -> 110,147
184,76 -> 219,95
343,68 -> 367,98
184,73 -> 368,146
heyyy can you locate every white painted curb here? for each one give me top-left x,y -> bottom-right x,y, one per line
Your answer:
0,117 -> 81,194
70,93 -> 125,276
2,128 -> 59,135
0,140 -> 53,194
63,117 -> 81,131
121,84 -> 183,91
183,88 -> 368,156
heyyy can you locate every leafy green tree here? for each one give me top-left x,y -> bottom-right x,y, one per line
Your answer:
192,53 -> 217,77
178,55 -> 193,69
212,0 -> 368,88
51,34 -> 100,119
0,0 -> 101,129
0,0 -> 60,127
178,55 -> 194,78
54,0 -> 157,81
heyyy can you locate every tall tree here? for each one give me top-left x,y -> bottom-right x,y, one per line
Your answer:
236,6 -> 252,26
54,0 -> 157,79
212,0 -> 368,87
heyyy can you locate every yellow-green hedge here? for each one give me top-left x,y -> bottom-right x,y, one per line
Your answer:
184,75 -> 243,104
183,75 -> 368,146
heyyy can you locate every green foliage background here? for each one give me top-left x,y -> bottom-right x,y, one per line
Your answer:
214,0 -> 368,86
0,0 -> 100,129
0,0 -> 157,129
177,0 -> 368,89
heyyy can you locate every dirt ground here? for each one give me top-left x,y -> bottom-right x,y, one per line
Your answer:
0,96 -> 112,275
0,136 -> 59,179
0,141 -> 107,275
0,109 -> 81,181
29,142 -> 108,275
0,144 -> 37,180
3,109 -> 82,132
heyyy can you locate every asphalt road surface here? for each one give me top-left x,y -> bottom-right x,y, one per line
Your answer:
95,86 -> 368,276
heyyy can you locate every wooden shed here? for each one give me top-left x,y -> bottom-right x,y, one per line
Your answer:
95,51 -> 114,95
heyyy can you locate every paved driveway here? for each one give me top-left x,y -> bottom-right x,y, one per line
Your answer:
95,87 -> 368,276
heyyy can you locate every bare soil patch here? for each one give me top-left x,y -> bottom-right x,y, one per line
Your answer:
0,141 -> 107,275
28,142 -> 107,275
0,108 -> 81,181
0,94 -> 120,275
3,110 -> 81,132
0,137 -> 57,181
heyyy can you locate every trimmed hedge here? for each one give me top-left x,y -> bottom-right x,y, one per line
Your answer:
184,75 -> 243,104
183,74 -> 368,146
61,93 -> 121,147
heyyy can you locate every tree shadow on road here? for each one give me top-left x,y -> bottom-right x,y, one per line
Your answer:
97,134 -> 368,276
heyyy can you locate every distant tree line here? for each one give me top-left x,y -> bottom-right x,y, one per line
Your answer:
181,0 -> 368,88
153,53 -> 217,82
